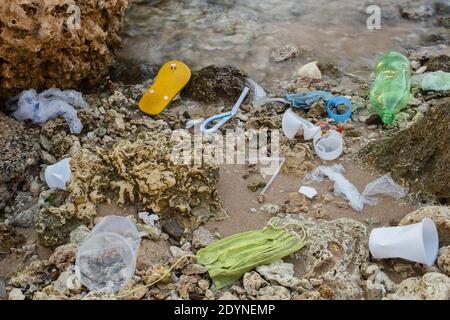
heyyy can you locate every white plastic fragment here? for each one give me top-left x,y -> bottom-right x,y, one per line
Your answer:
44,158 -> 72,191
305,164 -> 367,212
246,78 -> 288,107
185,118 -> 204,129
282,108 -> 321,140
7,88 -> 88,134
260,158 -> 286,195
369,218 -> 439,266
298,186 -> 317,199
138,211 -> 159,228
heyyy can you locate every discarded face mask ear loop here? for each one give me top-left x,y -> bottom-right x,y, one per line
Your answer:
268,217 -> 307,242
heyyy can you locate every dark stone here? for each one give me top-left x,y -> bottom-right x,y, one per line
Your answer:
425,54 -> 450,73
110,58 -> 157,85
182,65 -> 248,104
354,99 -> 450,203
0,278 -> 6,298
0,113 -> 40,210
365,113 -> 382,125
0,224 -> 26,258
162,220 -> 184,241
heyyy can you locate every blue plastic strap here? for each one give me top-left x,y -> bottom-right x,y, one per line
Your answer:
201,87 -> 250,134
326,96 -> 352,122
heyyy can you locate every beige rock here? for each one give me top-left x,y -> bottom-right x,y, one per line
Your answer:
256,260 -> 301,289
243,271 -> 268,296
437,246 -> 450,276
384,272 -> 450,300
296,61 -> 322,81
218,292 -> 239,300
9,288 -> 25,300
365,271 -> 397,300
257,285 -> 291,300
0,0 -> 129,97
294,216 -> 369,299
192,226 -> 215,249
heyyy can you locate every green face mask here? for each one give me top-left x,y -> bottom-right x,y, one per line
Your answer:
196,218 -> 306,289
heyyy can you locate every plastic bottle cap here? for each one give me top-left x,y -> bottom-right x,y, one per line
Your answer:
326,96 -> 352,122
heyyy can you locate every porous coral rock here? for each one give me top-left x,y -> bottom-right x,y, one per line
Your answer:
256,260 -> 301,289
0,113 -> 40,209
291,216 -> 369,300
34,201 -> 94,247
0,224 -> 25,256
48,243 -> 78,271
354,101 -> 450,203
183,65 -> 247,104
8,260 -> 54,289
437,246 -> 450,276
0,0 -> 129,98
68,131 -> 225,223
257,285 -> 291,300
243,271 -> 268,296
282,143 -> 315,178
384,272 -> 450,300
399,206 -> 450,246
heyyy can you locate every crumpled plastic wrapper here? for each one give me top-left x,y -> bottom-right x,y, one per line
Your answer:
0,0 -> 128,98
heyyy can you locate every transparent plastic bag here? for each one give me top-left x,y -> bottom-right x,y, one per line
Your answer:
75,216 -> 141,293
305,164 -> 366,212
246,78 -> 288,107
306,165 -> 405,212
7,88 -> 88,134
362,174 -> 405,205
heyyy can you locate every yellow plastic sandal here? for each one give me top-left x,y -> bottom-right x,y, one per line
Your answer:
138,60 -> 191,115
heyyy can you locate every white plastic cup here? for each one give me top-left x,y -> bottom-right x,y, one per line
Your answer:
75,216 -> 142,293
282,108 -> 321,140
369,218 -> 439,266
44,158 -> 72,190
282,108 -> 303,139
75,232 -> 137,293
313,130 -> 343,161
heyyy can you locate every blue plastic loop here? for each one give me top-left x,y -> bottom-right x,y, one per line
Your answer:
201,87 -> 250,134
326,96 -> 352,122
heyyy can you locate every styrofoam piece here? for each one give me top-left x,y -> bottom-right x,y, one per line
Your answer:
369,218 -> 439,266
44,158 -> 72,191
282,108 -> 321,140
298,186 -> 317,199
313,130 -> 343,161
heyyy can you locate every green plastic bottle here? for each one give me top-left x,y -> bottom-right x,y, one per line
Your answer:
369,51 -> 411,125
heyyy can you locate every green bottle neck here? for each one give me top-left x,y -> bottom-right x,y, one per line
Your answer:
381,111 -> 395,125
